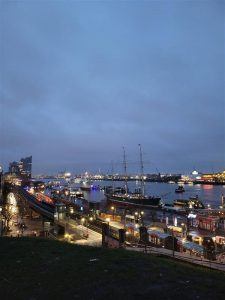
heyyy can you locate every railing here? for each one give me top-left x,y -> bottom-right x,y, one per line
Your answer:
126,244 -> 225,272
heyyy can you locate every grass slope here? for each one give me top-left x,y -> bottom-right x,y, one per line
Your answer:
0,237 -> 225,300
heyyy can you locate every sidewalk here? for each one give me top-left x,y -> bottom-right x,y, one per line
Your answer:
127,245 -> 225,272
70,225 -> 102,247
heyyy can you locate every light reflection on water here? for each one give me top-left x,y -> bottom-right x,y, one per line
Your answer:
40,178 -> 225,208
87,181 -> 225,208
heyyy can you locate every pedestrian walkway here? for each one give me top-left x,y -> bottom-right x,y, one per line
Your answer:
127,245 -> 225,272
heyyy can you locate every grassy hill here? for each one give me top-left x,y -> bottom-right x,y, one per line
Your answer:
0,237 -> 225,300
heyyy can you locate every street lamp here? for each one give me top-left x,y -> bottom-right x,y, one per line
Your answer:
140,211 -> 144,226
134,211 -> 138,224
207,204 -> 211,214
87,216 -> 93,236
111,206 -> 115,220
134,211 -> 144,226
181,223 -> 186,238
81,217 -> 86,237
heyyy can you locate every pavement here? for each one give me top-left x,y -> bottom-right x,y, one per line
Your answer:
69,225 -> 102,247
6,215 -> 45,237
126,244 -> 225,272
57,218 -> 102,246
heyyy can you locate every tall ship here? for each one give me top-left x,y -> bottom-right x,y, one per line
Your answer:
105,145 -> 164,209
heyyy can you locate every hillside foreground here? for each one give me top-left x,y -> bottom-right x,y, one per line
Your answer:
0,237 -> 225,299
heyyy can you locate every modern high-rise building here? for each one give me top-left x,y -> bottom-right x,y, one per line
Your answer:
9,161 -> 23,175
20,156 -> 32,178
8,156 -> 32,185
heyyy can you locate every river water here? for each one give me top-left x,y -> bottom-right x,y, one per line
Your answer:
38,178 -> 225,208
77,180 -> 225,208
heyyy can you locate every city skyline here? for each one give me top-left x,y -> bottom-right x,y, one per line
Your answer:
1,1 -> 224,174
3,154 -> 225,177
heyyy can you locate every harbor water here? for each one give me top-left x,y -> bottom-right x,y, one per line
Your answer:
74,180 -> 225,208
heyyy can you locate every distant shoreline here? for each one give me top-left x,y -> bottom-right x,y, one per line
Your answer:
32,177 -> 225,186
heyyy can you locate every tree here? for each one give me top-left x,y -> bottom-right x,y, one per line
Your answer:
2,204 -> 16,231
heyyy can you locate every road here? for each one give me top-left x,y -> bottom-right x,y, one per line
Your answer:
56,218 -> 102,246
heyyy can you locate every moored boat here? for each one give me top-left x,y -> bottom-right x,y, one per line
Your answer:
173,196 -> 205,209
106,190 -> 163,209
80,181 -> 100,192
175,185 -> 185,193
80,180 -> 92,191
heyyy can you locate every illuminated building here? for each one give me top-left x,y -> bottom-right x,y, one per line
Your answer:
193,170 -> 225,184
197,215 -> 220,232
7,156 -> 32,186
0,166 -> 3,201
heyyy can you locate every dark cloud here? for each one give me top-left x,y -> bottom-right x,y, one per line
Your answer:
0,1 -> 224,174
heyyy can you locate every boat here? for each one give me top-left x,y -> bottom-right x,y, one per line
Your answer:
80,181 -> 92,191
106,191 -> 163,209
79,180 -> 100,192
173,196 -> 205,209
175,185 -> 185,193
105,145 -> 164,209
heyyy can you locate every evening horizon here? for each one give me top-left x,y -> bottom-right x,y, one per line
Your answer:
1,0 -> 224,175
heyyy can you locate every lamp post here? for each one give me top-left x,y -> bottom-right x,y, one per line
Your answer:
207,204 -> 211,215
134,211 -> 144,226
134,211 -> 139,225
181,223 -> 186,239
81,217 -> 86,237
111,206 -> 115,220
87,216 -> 93,236
140,211 -> 144,226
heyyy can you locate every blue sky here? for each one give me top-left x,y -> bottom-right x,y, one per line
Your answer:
1,0 -> 224,175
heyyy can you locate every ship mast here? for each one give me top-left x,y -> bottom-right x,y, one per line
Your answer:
111,160 -> 115,191
123,147 -> 128,194
139,144 -> 145,196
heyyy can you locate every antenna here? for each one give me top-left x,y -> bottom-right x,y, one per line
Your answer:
138,144 -> 145,196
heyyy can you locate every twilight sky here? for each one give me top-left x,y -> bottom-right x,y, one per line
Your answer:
1,0 -> 224,175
